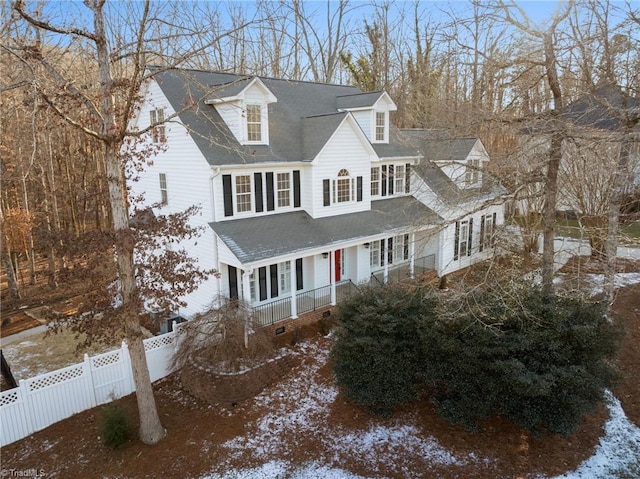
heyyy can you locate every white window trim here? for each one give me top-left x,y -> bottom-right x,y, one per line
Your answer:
372,110 -> 388,143
243,102 -> 269,145
465,158 -> 481,187
371,166 -> 381,197
233,174 -> 253,215
150,108 -> 166,143
159,173 -> 168,206
332,169 -> 355,205
276,172 -> 291,209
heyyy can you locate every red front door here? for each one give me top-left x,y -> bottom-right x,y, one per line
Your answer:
334,249 -> 341,282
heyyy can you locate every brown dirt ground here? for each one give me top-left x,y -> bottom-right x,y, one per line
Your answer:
1,258 -> 639,478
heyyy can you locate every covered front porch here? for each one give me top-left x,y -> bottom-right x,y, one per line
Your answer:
211,196 -> 442,326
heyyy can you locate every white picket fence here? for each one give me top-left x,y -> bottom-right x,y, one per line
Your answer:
0,323 -> 183,447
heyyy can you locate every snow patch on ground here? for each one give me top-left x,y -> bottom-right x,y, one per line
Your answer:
199,270 -> 640,479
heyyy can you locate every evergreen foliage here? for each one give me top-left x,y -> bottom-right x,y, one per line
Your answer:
100,403 -> 133,449
331,282 -> 621,436
422,286 -> 620,435
331,285 -> 437,415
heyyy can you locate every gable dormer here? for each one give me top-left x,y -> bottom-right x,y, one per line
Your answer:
336,91 -> 397,144
205,77 -> 277,146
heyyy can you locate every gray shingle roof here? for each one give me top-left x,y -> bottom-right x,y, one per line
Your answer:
151,67 -> 420,166
336,91 -> 385,109
563,85 -> 640,132
399,129 -> 505,205
302,112 -> 349,161
401,129 -> 479,162
210,196 -> 442,264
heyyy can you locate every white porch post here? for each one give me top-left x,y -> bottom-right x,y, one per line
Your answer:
383,238 -> 389,283
330,250 -> 337,305
409,233 -> 415,279
291,259 -> 298,319
242,269 -> 252,303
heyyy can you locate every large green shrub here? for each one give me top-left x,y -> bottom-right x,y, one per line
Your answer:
420,286 -> 621,435
331,280 -> 620,436
331,285 -> 437,415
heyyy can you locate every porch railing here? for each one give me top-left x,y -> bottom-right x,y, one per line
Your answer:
371,254 -> 436,284
253,280 -> 359,327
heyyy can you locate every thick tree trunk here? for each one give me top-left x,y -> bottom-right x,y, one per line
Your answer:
92,1 -> 165,444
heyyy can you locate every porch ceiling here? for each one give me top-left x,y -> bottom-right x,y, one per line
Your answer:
210,196 -> 441,264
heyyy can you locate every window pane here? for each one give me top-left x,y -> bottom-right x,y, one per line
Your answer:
371,167 -> 379,196
337,178 -> 351,202
459,222 -> 468,257
279,261 -> 291,293
277,172 -> 290,207
375,112 -> 385,141
159,173 -> 168,205
246,104 -> 262,142
395,165 -> 405,193
235,175 -> 252,212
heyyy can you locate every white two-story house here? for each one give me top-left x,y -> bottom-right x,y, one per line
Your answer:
130,68 -> 505,325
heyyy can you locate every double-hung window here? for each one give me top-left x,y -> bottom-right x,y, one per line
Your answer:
159,173 -> 168,206
371,167 -> 380,197
375,111 -> 386,142
394,165 -> 405,193
465,159 -> 480,186
150,108 -> 166,143
235,175 -> 252,213
246,104 -> 262,142
277,172 -> 291,208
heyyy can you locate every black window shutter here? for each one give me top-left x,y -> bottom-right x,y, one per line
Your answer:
266,172 -> 275,211
380,239 -> 385,266
388,165 -> 395,195
479,216 -> 486,252
356,176 -> 363,202
405,163 -> 411,193
492,212 -> 497,246
323,179 -> 330,206
296,258 -> 303,290
454,221 -> 460,260
222,174 -> 233,217
258,267 -> 267,301
387,237 -> 394,264
467,217 -> 473,256
270,264 -> 278,298
293,170 -> 301,207
381,165 -> 387,196
403,234 -> 409,260
228,265 -> 238,299
254,172 -> 263,212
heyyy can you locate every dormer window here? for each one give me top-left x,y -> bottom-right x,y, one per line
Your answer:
375,111 -> 387,142
465,159 -> 481,186
246,104 -> 263,142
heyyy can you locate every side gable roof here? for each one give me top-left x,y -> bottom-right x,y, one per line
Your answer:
150,67 -> 364,166
148,67 -> 418,166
